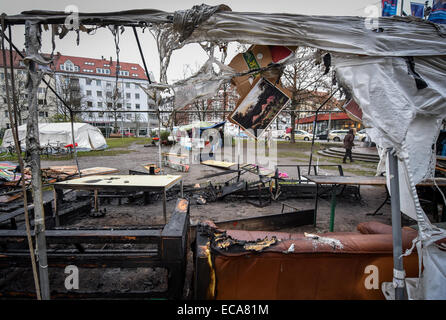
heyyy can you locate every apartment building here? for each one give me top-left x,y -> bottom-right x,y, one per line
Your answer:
54,53 -> 157,136
0,49 -> 57,134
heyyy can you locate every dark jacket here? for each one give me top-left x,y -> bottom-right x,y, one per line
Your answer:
343,133 -> 355,149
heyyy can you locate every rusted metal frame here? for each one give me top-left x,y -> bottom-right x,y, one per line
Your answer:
69,111 -> 81,177
0,19 -> 42,300
0,229 -> 162,243
3,9 -> 172,26
24,20 -> 50,300
0,290 -> 170,300
7,25 -> 21,154
132,26 -> 152,84
0,199 -> 189,299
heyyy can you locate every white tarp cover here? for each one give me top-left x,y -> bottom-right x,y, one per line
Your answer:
182,9 -> 446,299
187,13 -> 446,56
1,122 -> 107,151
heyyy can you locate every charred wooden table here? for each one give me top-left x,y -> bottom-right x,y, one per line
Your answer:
53,174 -> 183,225
304,175 -> 446,232
0,198 -> 190,299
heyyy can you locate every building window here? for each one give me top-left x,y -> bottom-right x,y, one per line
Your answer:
96,80 -> 101,86
131,66 -> 137,70
107,103 -> 112,108
125,83 -> 130,88
98,112 -> 104,118
135,104 -> 140,109
132,73 -> 138,77
38,99 -> 45,105
86,79 -> 92,85
38,87 -> 44,94
126,114 -> 132,120
106,82 -> 111,88
126,93 -> 131,99
119,70 -> 129,76
97,91 -> 102,97
126,103 -> 131,109
4,111 -> 8,117
117,103 -> 122,109
87,101 -> 93,107
106,91 -> 112,98
135,93 -> 140,99
86,90 -> 92,96
97,102 -> 103,108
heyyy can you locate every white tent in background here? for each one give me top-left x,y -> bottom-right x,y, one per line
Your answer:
1,122 -> 107,151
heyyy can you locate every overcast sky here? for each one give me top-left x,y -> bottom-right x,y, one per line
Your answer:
3,0 -> 423,83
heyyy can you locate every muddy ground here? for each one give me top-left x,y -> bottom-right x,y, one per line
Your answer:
1,140 -> 422,298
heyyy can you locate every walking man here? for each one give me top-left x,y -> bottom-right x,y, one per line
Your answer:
343,128 -> 355,163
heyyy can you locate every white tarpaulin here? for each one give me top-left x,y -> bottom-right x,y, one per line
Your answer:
1,122 -> 107,151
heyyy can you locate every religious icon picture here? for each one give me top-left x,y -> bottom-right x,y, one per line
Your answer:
228,77 -> 290,138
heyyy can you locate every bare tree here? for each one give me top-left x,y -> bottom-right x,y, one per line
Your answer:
103,83 -> 123,133
281,47 -> 337,143
52,75 -> 86,122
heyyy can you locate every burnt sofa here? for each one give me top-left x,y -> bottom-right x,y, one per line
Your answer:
194,221 -> 420,300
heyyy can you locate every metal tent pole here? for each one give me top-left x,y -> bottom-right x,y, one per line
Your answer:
25,20 -> 51,300
388,149 -> 407,300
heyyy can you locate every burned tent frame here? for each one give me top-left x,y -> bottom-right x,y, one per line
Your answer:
1,5 -> 445,300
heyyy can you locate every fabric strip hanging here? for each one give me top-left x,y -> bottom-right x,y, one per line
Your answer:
429,0 -> 446,24
382,0 -> 399,16
410,2 -> 425,18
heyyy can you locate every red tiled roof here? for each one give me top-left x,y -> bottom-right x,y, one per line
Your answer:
296,112 -> 351,124
0,49 -> 24,68
1,49 -> 148,81
55,54 -> 148,80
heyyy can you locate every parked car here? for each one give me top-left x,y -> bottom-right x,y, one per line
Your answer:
356,129 -> 368,142
316,130 -> 329,140
327,129 -> 349,142
271,129 -> 286,139
285,129 -> 312,141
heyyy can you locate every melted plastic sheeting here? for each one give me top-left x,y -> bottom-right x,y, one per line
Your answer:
188,13 -> 446,57
333,54 -> 446,299
172,57 -> 235,109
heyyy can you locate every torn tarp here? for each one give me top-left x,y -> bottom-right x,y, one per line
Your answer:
187,13 -> 446,57
172,57 -> 235,109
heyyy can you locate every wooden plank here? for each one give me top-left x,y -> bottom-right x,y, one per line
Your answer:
0,229 -> 162,244
0,192 -> 22,203
304,175 -> 446,187
161,199 -> 189,261
201,160 -> 235,169
304,175 -> 386,186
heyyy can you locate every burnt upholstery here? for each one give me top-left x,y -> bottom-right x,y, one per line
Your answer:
211,222 -> 420,300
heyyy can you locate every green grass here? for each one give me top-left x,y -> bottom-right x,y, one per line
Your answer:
104,137 -> 148,149
0,137 -> 146,162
